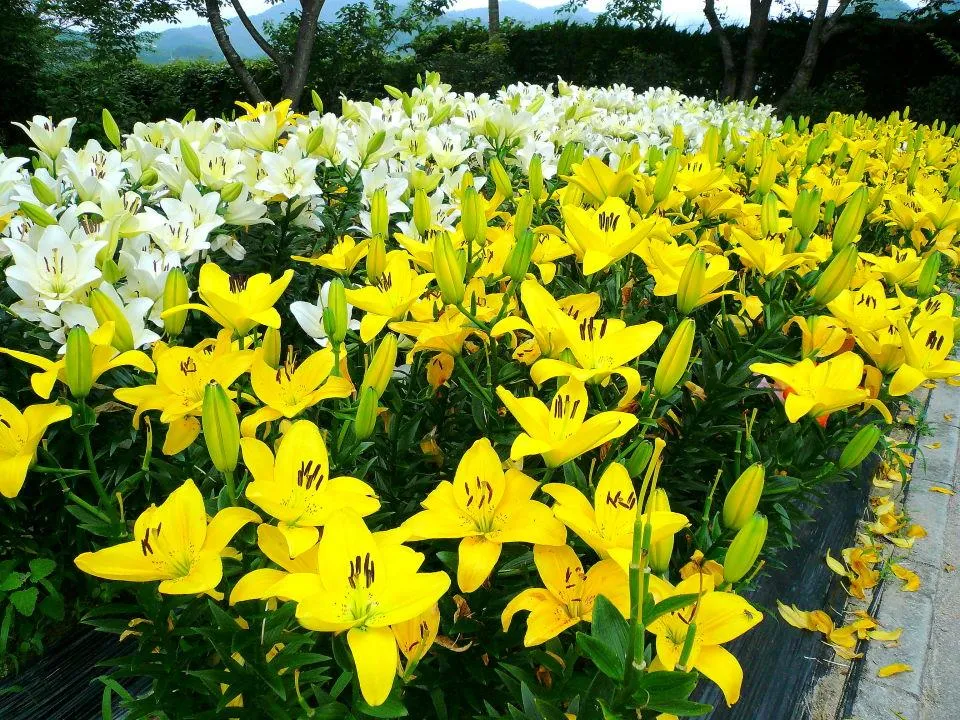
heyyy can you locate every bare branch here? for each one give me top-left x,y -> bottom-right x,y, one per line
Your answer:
204,0 -> 265,103
704,0 -> 738,99
229,0 -> 290,82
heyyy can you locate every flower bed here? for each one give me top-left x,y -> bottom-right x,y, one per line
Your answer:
0,75 -> 957,717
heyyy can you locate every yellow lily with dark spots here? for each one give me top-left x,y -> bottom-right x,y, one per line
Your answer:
890,317 -> 960,395
0,398 -> 71,498
240,420 -> 379,556
496,378 -> 637,467
403,438 -> 566,592
345,251 -> 435,342
74,479 -> 259,597
561,197 -> 655,274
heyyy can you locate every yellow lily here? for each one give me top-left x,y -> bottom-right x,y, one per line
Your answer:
163,263 -> 293,337
501,544 -> 628,646
74,479 -> 260,597
292,235 -> 369,275
0,398 -> 72,498
403,438 -> 566,592
859,247 -> 923,286
496,378 -> 638,467
246,510 -> 450,706
827,280 -> 904,334
543,461 -> 688,564
561,197 -> 655,274
240,420 -> 379,556
563,156 -> 638,205
0,322 -> 154,400
647,246 -> 736,309
646,573 -> 762,707
749,352 -> 871,424
345,251 -> 435,342
114,342 -> 252,455
230,523 -> 320,604
392,604 -> 441,676
529,230 -> 574,284
890,317 -> 960,395
390,307 -> 485,361
729,228 -> 810,277
782,315 -> 848,359
241,347 -> 354,437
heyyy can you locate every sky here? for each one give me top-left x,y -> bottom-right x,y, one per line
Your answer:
143,0 -> 915,33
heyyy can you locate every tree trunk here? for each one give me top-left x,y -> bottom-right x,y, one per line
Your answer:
280,0 -> 324,108
737,0 -> 773,101
205,0 -> 265,102
703,0 -> 737,99
488,0 -> 500,38
230,0 -> 291,87
780,0 -> 853,104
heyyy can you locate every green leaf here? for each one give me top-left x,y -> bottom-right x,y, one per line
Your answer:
10,587 -> 38,616
0,572 -> 27,592
576,633 -> 623,679
39,593 -> 65,621
29,558 -> 56,580
591,594 -> 629,660
644,593 -> 701,625
357,693 -> 408,718
643,699 -> 713,716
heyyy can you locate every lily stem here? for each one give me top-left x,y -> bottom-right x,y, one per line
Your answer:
223,469 -> 237,504
81,433 -> 115,520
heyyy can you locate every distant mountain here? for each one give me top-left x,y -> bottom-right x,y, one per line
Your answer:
140,1 -> 596,63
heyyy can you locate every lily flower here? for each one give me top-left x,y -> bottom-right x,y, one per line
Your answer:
501,543 -> 628,646
240,420 -> 379,556
74,479 -> 260,597
1,322 -> 154,399
290,280 -> 361,347
230,524 -> 321,604
729,228 -> 810,277
241,347 -> 354,437
890,317 -> 960,396
292,236 -> 369,275
390,308 -> 485,361
496,378 -> 638,467
561,197 -> 655,274
0,398 -> 72,498
248,510 -> 450,706
543,461 -> 689,565
403,438 -> 566,592
163,263 -> 293,337
749,352 -> 871,423
562,156 -> 637,205
646,573 -> 762,707
827,280 -> 903,334
392,604 -> 441,675
345,252 -> 435,342
782,315 -> 848,359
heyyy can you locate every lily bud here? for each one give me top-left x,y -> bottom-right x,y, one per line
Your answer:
676,249 -> 707,315
370,187 -> 389,238
220,181 -> 243,204
792,188 -> 821,239
102,108 -> 121,148
805,130 -> 829,167
301,125 -> 321,155
65,326 -> 93,399
311,89 -> 323,113
202,381 -> 239,473
413,189 -> 432,236
138,168 -> 159,188
654,318 -> 695,397
653,148 -> 680,205
323,279 -> 348,346
433,232 -> 466,306
917,251 -> 941,298
722,463 -> 765,530
19,201 -> 57,227
365,130 -> 386,158
513,194 -> 534,240
703,126 -> 720,167
261,327 -> 281,370
354,386 -> 379,440
101,258 -> 123,285
30,176 -> 57,207
460,186 -> 486,246
756,149 -> 779,194
504,230 -> 535,283
724,513 -> 768,584
162,268 -> 189,337
489,157 -> 513,199
528,154 -> 544,203
178,138 -> 201,180
557,141 -> 584,177
832,186 -> 868,252
625,441 -> 653,478
367,234 -> 387,282
646,488 -> 674,574
812,245 -> 858,305
89,289 -> 134,352
362,334 -> 398,396
760,192 -> 779,237
838,424 -> 881,470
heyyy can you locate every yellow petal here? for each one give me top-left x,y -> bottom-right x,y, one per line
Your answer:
347,626 -> 398,706
877,663 -> 913,678
695,644 -> 744,707
457,536 -> 502,593
825,550 -> 848,577
929,486 -> 955,495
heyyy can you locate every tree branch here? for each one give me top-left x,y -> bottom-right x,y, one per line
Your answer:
280,0 -> 324,107
229,0 -> 291,82
704,0 -> 737,99
205,0 -> 266,102
823,0 -> 854,41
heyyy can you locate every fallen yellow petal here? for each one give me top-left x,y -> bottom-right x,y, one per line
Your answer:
945,413 -> 955,422
890,563 -> 921,592
922,381 -> 937,389
906,525 -> 927,538
868,628 -> 903,642
889,536 -> 916,549
924,442 -> 942,450
947,377 -> 960,386
825,550 -> 849,577
872,477 -> 895,489
777,601 -> 814,630
929,486 -> 956,495
878,663 -> 912,678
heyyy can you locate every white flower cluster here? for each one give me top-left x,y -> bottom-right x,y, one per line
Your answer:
0,76 -> 778,348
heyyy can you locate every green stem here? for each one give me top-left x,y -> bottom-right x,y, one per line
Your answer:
82,433 -> 114,516
454,354 -> 494,406
455,302 -> 491,333
223,469 -> 237,504
51,465 -> 111,523
624,521 -> 653,690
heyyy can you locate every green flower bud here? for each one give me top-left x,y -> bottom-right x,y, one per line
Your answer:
413,189 -> 432,236
354,386 -> 379,440
433,232 -> 466,306
311,89 -> 323,113
624,441 -> 653,479
504,229 -> 535,284
557,141 -> 584,178
653,148 -> 680,205
89,289 -> 134,352
654,318 -> 695,397
676,249 -> 707,315
100,258 -> 123,285
138,168 -> 158,188
760,192 -> 780,237
370,187 -> 389,239
460,186 -> 486,246
202,381 -> 240,473
261,327 -> 281,370
102,108 -> 121,148
513,193 -> 534,241
179,138 -> 201,179
220,181 -> 243,204
812,245 -> 858,305
489,157 -> 513,199
19,201 -> 57,227
362,334 -> 398,396
305,125 -> 324,155
528,154 -> 544,203
367,234 -> 387,283
838,425 -> 882,470
365,130 -> 386,158
792,188 -> 821,239
917,252 -> 941,298
162,268 -> 189,337
724,513 -> 768,584
182,108 -> 196,123
756,148 -> 779,195
65,326 -> 93,399
646,488 -> 674,574
323,279 -> 349,346
832,186 -> 868,252
30,176 -> 57,207
722,463 -> 765,530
